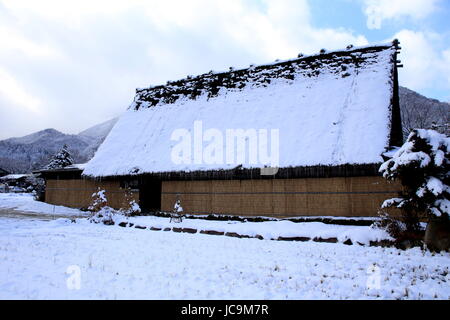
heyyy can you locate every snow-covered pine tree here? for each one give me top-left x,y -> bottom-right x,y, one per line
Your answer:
45,144 -> 74,170
379,129 -> 450,250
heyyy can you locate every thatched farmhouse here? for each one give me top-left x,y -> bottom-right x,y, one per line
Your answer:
42,41 -> 404,217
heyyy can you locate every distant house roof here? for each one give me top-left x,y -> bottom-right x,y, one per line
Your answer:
65,163 -> 87,170
84,41 -> 402,179
34,163 -> 86,180
0,174 -> 32,181
34,163 -> 86,174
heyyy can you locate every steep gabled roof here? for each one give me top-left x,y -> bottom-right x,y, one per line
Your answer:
84,41 -> 401,178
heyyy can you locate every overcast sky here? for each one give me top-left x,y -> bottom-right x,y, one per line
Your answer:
0,0 -> 449,139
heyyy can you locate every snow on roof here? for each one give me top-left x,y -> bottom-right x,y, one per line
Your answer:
84,42 -> 399,178
0,174 -> 32,180
66,163 -> 87,170
34,163 -> 87,175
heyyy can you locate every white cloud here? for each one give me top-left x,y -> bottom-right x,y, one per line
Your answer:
0,0 -> 370,139
393,30 -> 450,93
139,0 -> 367,60
0,67 -> 41,113
0,27 -> 62,59
1,0 -> 133,28
443,49 -> 450,90
363,0 -> 440,29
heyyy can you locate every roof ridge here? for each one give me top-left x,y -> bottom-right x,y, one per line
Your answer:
138,41 -> 396,91
131,41 -> 398,110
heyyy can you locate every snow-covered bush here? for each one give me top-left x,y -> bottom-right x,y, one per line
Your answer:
27,176 -> 45,201
372,211 -> 407,245
88,188 -> 107,212
44,144 -> 74,170
88,188 -> 116,225
120,187 -> 141,217
380,129 -> 449,218
174,199 -> 183,213
170,199 -> 184,223
89,206 -> 116,225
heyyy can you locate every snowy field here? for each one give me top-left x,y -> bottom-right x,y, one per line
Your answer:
0,193 -> 391,244
1,215 -> 450,299
0,193 -> 87,217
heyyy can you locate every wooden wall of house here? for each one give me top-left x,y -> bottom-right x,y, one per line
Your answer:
45,179 -> 139,210
161,177 -> 402,217
45,176 -> 402,217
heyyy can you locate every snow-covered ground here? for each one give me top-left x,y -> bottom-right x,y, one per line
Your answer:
0,193 -> 449,299
0,216 -> 449,299
0,193 -> 390,244
115,215 -> 391,245
0,193 -> 87,217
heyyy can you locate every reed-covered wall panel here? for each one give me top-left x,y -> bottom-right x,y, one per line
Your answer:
161,177 -> 402,217
46,179 -> 138,210
45,176 -> 401,217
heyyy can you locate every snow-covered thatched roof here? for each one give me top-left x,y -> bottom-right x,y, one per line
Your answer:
34,163 -> 86,175
84,42 -> 402,178
0,174 -> 32,181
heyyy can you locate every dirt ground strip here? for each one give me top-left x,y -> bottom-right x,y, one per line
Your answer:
0,208 -> 84,221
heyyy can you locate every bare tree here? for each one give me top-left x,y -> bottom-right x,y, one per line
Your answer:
399,87 -> 450,139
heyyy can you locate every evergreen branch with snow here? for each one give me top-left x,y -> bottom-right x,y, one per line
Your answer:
379,129 -> 449,218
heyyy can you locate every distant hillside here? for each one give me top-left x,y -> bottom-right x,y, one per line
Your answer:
0,118 -> 117,174
399,86 -> 449,139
